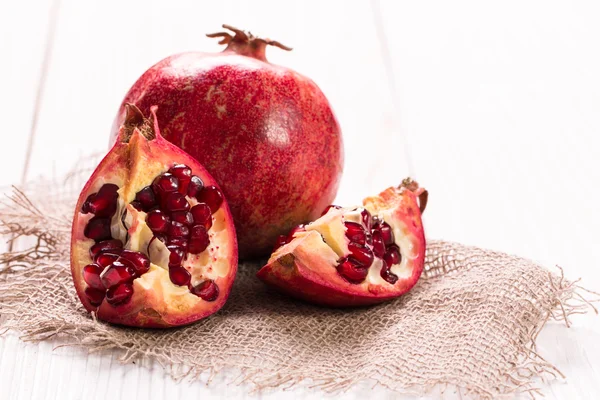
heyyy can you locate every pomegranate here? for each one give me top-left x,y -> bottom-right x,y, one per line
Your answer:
257,179 -> 428,307
111,25 -> 344,259
71,104 -> 237,327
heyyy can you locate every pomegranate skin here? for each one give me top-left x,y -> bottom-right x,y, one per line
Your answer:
112,27 -> 343,259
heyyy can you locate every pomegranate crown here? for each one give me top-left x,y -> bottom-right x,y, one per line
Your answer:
207,24 -> 292,62
120,103 -> 157,142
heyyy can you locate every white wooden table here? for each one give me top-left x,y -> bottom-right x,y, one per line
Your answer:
2,1 -> 599,398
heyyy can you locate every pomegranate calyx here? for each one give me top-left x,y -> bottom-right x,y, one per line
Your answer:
120,103 -> 156,143
206,24 -> 292,62
400,178 -> 428,214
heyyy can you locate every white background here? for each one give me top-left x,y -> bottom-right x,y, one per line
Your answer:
1,0 -> 599,399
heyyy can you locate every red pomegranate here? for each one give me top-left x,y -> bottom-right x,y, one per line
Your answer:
257,179 -> 427,307
111,25 -> 344,259
72,105 -> 237,327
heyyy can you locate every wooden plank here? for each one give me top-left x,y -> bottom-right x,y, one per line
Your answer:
0,0 -> 55,186
377,0 -> 600,398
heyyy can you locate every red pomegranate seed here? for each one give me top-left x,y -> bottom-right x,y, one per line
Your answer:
119,250 -> 150,275
168,164 -> 192,195
106,283 -> 134,306
191,280 -> 219,301
84,287 -> 105,306
379,222 -> 394,245
152,173 -> 179,198
360,208 -> 372,231
164,192 -> 190,212
130,200 -> 143,211
372,230 -> 385,258
380,260 -> 398,284
84,217 -> 112,242
95,253 -> 119,268
273,235 -> 288,251
189,225 -> 209,254
100,261 -> 135,289
81,184 -> 118,217
347,242 -> 374,267
169,265 -> 191,286
167,245 -> 186,265
134,186 -> 157,211
168,221 -> 190,237
195,185 -> 223,214
336,257 -> 368,283
82,264 -> 104,290
89,239 -> 123,259
286,224 -> 305,242
384,245 -> 401,266
146,210 -> 170,233
168,237 -> 189,249
171,211 -> 194,226
344,222 -> 366,245
187,175 -> 204,198
321,204 -> 342,216
190,203 -> 212,229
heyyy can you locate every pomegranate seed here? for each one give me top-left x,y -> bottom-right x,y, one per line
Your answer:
360,208 -> 372,231
81,184 -> 118,217
372,230 -> 385,258
95,253 -> 119,268
119,250 -> 150,275
100,261 -> 135,289
168,221 -> 190,237
82,264 -> 104,290
84,217 -> 112,242
152,173 -> 179,198
187,175 -> 204,198
164,192 -> 190,212
191,280 -> 219,301
195,185 -> 223,214
171,211 -> 194,226
106,283 -> 134,306
169,265 -> 191,286
168,164 -> 192,195
344,222 -> 366,245
134,186 -> 157,211
321,204 -> 342,216
347,242 -> 374,267
336,257 -> 368,283
168,237 -> 189,249
89,239 -> 123,259
384,245 -> 401,266
146,210 -> 170,233
380,260 -> 398,284
167,245 -> 186,265
379,222 -> 394,245
189,225 -> 209,254
84,287 -> 105,306
190,203 -> 212,229
273,235 -> 288,251
286,224 -> 305,242
130,200 -> 143,211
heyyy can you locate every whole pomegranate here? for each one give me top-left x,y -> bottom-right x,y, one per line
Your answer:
72,104 -> 237,327
258,179 -> 427,307
111,25 -> 344,259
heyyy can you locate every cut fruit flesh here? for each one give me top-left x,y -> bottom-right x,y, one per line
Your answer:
257,179 -> 427,307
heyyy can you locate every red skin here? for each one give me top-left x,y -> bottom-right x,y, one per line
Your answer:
112,37 -> 343,259
257,184 -> 426,307
72,106 -> 238,328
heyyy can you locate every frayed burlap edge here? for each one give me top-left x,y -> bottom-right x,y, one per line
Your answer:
0,182 -> 598,399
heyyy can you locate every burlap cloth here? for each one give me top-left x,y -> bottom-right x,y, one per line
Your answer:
0,164 -> 597,399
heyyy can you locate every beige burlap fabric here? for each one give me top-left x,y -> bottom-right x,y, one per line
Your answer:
0,168 -> 597,399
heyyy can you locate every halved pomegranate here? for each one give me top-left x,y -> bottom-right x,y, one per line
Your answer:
70,104 -> 237,327
257,179 -> 427,307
